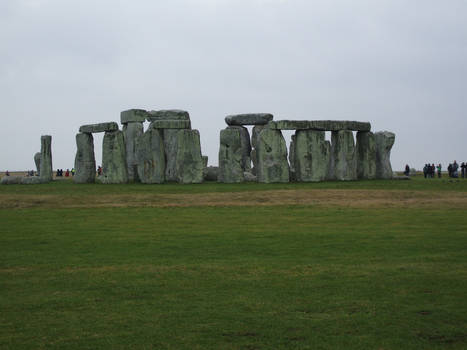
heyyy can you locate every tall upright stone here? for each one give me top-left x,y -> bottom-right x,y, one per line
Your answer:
162,129 -> 180,182
123,122 -> 144,182
289,135 -> 296,180
218,128 -> 244,183
74,133 -> 96,183
356,131 -> 376,180
175,130 -> 204,184
375,131 -> 395,179
295,130 -> 331,182
227,126 -> 251,171
40,135 -> 53,182
331,130 -> 357,181
256,129 -> 289,183
34,152 -> 41,175
100,130 -> 128,184
135,128 -> 165,184
251,125 -> 266,175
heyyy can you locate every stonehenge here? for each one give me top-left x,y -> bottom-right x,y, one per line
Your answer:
2,107 -> 396,186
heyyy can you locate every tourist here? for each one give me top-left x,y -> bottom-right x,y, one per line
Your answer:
404,164 -> 410,176
448,163 -> 453,178
437,164 -> 442,178
461,162 -> 466,179
5,170 -> 10,176
71,168 -> 75,176
431,164 -> 435,178
423,164 -> 428,178
452,161 -> 459,178
65,169 -> 70,177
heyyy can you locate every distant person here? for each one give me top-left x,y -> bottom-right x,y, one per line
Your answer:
423,164 -> 428,178
56,169 -> 60,177
461,162 -> 466,179
431,164 -> 435,178
404,164 -> 410,176
65,169 -> 70,177
5,170 -> 10,176
437,164 -> 442,178
452,161 -> 459,178
71,168 -> 75,176
448,163 -> 453,178
97,166 -> 103,176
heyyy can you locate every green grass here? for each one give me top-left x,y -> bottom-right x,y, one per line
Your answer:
1,180 -> 467,349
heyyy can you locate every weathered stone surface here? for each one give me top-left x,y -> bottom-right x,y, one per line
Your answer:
256,129 -> 290,183
225,113 -> 273,126
74,133 -> 96,183
99,131 -> 128,184
147,109 -> 190,121
121,109 -> 148,124
294,130 -> 331,182
251,149 -> 258,175
244,172 -> 257,182
79,122 -> 119,134
40,135 -> 53,182
1,176 -> 22,185
21,177 -> 47,185
202,156 -> 208,168
331,130 -> 357,181
150,120 -> 191,129
251,125 -> 266,149
218,128 -> 244,183
175,129 -> 204,184
227,126 -> 252,170
356,131 -> 376,180
34,152 -> 41,175
289,135 -> 296,173
123,122 -> 144,182
375,131 -> 395,179
162,129 -> 180,182
204,166 -> 219,181
268,120 -> 371,132
135,128 -> 165,184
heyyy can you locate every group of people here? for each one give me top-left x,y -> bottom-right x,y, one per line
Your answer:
422,163 -> 442,178
55,169 -> 75,177
447,161 -> 467,178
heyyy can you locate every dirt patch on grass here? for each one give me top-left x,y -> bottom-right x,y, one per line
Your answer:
1,189 -> 467,210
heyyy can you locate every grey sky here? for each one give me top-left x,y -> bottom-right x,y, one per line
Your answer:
1,0 -> 466,171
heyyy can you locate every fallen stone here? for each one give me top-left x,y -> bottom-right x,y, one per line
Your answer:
74,133 -> 96,183
40,135 -> 53,182
393,175 -> 410,180
204,166 -> 219,181
123,122 -> 144,182
225,113 -> 273,126
121,109 -> 148,124
227,126 -> 252,171
356,131 -> 376,180
268,120 -> 371,132
331,130 -> 357,181
147,109 -> 190,121
1,176 -> 22,185
135,128 -> 165,184
162,129 -> 180,182
244,171 -> 257,182
218,128 -> 244,183
34,152 -> 41,175
150,120 -> 191,129
21,177 -> 47,185
100,130 -> 128,184
175,129 -> 204,184
256,129 -> 290,183
294,130 -> 331,182
79,122 -> 119,134
375,131 -> 395,179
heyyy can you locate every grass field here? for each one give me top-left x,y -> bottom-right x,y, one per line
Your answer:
1,177 -> 467,349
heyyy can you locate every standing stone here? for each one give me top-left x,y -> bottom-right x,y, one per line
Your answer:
227,126 -> 251,171
100,130 -> 128,184
123,122 -> 144,182
256,129 -> 290,183
295,130 -> 331,182
356,131 -> 376,180
74,133 -> 96,183
162,129 -> 180,182
375,131 -> 395,179
251,125 -> 266,175
331,130 -> 357,181
175,130 -> 204,184
40,135 -> 53,182
34,152 -> 41,175
218,128 -> 244,183
202,156 -> 208,168
135,128 -> 165,184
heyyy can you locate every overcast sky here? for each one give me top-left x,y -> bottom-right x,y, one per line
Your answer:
1,0 -> 466,172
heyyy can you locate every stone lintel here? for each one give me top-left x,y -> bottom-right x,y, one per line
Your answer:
268,120 -> 371,131
225,113 -> 273,126
79,122 -> 119,134
147,110 -> 190,121
150,120 -> 191,129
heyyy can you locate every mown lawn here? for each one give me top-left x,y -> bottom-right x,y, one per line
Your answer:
1,179 -> 467,349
